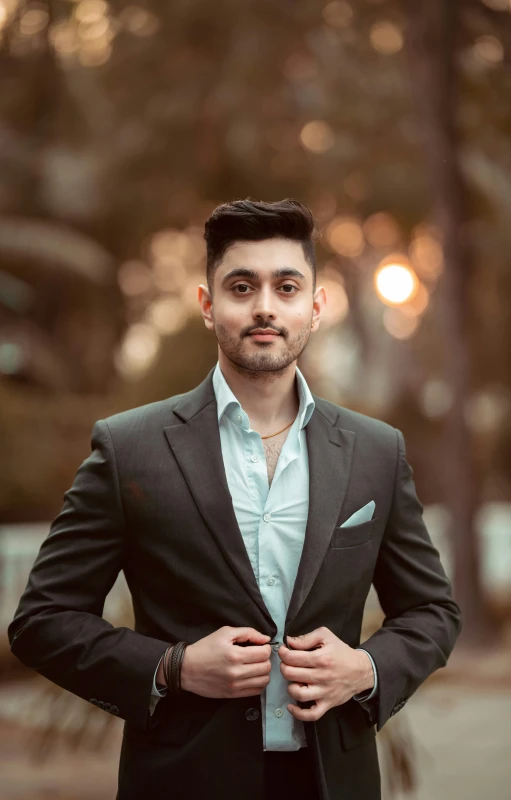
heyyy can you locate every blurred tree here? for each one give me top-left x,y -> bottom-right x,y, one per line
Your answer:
0,0 -> 510,642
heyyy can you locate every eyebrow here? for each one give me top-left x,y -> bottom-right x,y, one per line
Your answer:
221,267 -> 306,285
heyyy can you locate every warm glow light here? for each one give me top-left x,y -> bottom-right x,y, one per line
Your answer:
401,282 -> 429,316
480,0 -> 509,11
322,1 -> 353,28
409,228 -> 443,280
49,21 -> 79,55
115,323 -> 160,379
363,212 -> 401,249
383,308 -> 419,339
78,41 -> 111,66
74,0 -> 109,25
152,257 -> 187,293
119,5 -> 160,36
419,379 -> 453,419
118,260 -> 153,296
369,21 -> 403,55
0,0 -> 17,32
375,262 -> 418,305
317,277 -> 349,326
324,216 -> 364,258
20,8 -> 49,36
473,34 -> 504,64
299,121 -> 335,154
146,296 -> 188,336
78,17 -> 111,41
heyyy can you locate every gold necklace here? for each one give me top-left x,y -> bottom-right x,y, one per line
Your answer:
260,420 -> 294,440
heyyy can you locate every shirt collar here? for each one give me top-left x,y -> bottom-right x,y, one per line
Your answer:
212,361 -> 315,430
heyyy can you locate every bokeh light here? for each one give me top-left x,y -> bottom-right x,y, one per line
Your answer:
324,216 -> 364,257
117,260 -> 153,297
375,260 -> 418,305
322,1 -> 353,29
480,0 -> 509,11
145,296 -> 188,336
369,21 -> 404,55
364,211 -> 401,249
119,5 -> 160,37
383,307 -> 420,339
20,7 -> 49,36
410,226 -> 444,281
115,322 -> 160,379
473,34 -> 504,65
299,121 -> 335,154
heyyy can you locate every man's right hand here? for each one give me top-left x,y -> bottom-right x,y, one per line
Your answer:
180,626 -> 272,699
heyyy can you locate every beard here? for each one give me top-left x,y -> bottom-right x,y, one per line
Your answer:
214,318 -> 312,380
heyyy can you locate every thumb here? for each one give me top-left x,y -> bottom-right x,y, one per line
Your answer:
232,628 -> 271,644
287,629 -> 323,650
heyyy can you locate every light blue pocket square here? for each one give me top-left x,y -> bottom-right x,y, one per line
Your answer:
340,501 -> 375,528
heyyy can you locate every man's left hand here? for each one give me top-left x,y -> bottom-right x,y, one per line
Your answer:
278,626 -> 374,722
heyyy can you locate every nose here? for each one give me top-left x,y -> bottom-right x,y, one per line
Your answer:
252,284 -> 276,321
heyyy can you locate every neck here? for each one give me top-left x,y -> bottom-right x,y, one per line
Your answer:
217,349 -> 300,432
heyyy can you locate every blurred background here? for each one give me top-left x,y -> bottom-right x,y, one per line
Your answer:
0,0 -> 510,797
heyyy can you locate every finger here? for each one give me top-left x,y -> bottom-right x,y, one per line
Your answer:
287,701 -> 325,722
287,682 -> 321,703
278,645 -> 316,667
236,644 -> 272,663
287,628 -> 326,650
232,628 -> 271,645
280,664 -> 316,684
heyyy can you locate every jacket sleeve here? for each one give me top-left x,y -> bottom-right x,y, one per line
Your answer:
7,419 -> 169,731
359,428 -> 462,731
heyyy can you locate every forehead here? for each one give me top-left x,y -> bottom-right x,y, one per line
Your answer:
218,238 -> 311,275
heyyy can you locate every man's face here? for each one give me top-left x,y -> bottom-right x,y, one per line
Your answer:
199,238 -> 326,375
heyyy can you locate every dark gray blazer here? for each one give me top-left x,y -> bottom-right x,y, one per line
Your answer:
8,368 -> 461,800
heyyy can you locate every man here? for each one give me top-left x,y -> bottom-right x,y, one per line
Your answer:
9,198 -> 461,800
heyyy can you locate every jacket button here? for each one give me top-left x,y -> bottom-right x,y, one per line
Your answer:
103,703 -> 111,711
111,706 -> 119,715
90,698 -> 97,705
245,707 -> 260,722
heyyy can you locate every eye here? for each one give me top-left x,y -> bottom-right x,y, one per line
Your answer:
279,284 -> 298,294
233,284 -> 252,294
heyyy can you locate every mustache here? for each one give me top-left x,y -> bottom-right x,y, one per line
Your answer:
241,323 -> 288,338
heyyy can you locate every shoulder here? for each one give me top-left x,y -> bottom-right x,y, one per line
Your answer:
313,395 -> 399,450
99,392 -> 187,440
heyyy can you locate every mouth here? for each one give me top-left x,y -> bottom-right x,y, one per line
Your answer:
248,330 -> 281,342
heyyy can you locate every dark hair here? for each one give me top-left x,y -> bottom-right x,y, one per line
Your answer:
203,198 -> 317,291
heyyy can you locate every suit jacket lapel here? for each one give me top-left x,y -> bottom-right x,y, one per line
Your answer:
285,402 -> 356,631
163,370 -> 276,632
163,371 -> 356,636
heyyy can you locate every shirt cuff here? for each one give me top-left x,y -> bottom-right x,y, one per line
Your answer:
151,654 -> 168,697
352,648 -> 378,702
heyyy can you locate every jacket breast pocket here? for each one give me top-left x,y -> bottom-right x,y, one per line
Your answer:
330,518 -> 379,549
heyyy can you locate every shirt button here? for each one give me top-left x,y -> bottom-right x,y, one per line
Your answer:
263,513 -> 271,523
237,414 -> 242,422
272,643 -> 280,652
251,455 -> 259,462
274,708 -> 284,718
267,576 -> 275,586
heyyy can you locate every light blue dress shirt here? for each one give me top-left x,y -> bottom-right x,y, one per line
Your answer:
150,363 -> 377,748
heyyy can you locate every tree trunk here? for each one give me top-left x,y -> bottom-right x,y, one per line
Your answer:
404,0 -> 499,646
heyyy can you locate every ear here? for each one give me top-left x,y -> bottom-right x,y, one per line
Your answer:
198,284 -> 215,331
311,284 -> 327,332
